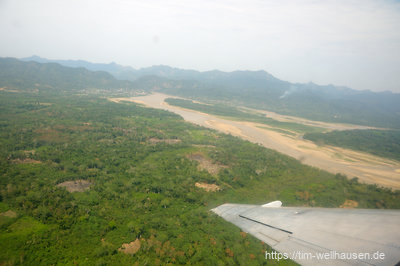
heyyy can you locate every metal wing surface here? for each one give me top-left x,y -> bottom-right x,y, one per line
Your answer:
211,203 -> 400,265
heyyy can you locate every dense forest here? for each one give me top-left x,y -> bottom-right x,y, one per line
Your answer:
304,130 -> 400,161
1,89 -> 399,265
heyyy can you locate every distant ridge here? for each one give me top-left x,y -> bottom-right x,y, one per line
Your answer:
22,55 -> 137,81
1,57 -> 135,91
13,56 -> 400,128
21,55 -> 281,83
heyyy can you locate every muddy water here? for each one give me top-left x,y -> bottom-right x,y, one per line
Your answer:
111,93 -> 400,190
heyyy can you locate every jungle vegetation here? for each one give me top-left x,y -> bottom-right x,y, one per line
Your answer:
304,129 -> 400,161
1,89 -> 399,265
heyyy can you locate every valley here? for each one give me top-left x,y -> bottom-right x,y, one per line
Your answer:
2,0 -> 400,263
111,93 -> 400,189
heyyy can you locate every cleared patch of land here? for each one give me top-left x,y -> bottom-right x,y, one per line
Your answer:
187,153 -> 227,176
0,210 -> 17,218
109,93 -> 400,190
57,180 -> 92,192
195,182 -> 221,192
12,158 -> 42,164
0,87 -> 20,93
148,138 -> 181,144
119,239 -> 141,255
340,200 -> 359,209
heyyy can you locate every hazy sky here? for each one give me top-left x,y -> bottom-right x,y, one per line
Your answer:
1,0 -> 400,92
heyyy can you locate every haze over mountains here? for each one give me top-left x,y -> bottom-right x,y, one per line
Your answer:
2,56 -> 399,128
0,57 -> 134,91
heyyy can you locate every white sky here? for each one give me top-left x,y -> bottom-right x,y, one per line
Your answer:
1,0 -> 400,92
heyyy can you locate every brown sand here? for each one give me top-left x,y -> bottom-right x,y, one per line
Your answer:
109,93 -> 400,190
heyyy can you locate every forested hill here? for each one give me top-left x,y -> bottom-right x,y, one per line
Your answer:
21,55 -> 137,81
0,57 -> 135,91
22,56 -> 400,129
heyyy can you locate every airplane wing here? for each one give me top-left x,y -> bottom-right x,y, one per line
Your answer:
211,202 -> 400,265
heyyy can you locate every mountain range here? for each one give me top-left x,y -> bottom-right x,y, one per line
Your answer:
1,56 -> 398,128
0,57 -> 134,91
